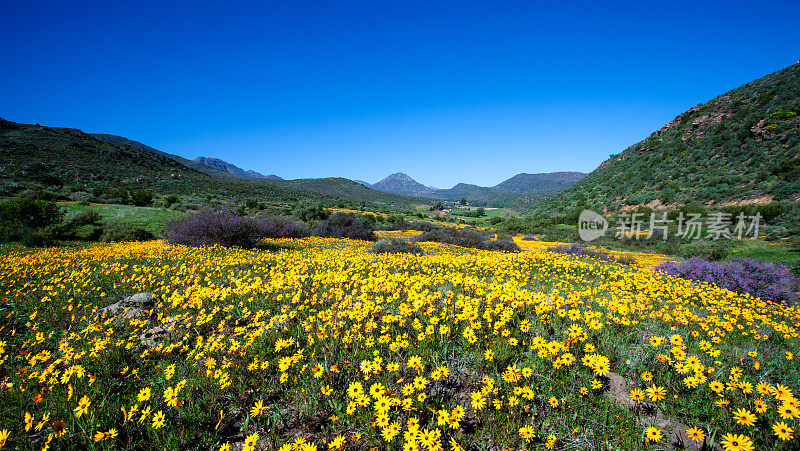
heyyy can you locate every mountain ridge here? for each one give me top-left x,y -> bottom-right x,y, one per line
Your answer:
365,171 -> 587,205
193,156 -> 282,180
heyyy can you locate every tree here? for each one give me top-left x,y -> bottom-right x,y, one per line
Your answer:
131,189 -> 154,206
164,195 -> 180,207
0,198 -> 67,246
109,187 -> 129,204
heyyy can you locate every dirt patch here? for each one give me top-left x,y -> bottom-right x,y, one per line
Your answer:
717,195 -> 775,207
604,371 -> 720,450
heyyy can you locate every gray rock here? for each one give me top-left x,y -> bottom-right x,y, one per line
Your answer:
98,292 -> 159,321
139,324 -> 177,348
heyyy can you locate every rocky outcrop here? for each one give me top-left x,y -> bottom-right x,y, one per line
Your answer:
98,292 -> 158,321
98,292 -> 182,348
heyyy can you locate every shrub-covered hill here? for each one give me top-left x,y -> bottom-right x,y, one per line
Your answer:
0,119 -> 428,208
539,61 -> 800,213
493,172 -> 586,195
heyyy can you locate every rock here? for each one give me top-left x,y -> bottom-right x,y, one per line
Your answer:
98,292 -> 158,322
139,324 -> 177,348
750,119 -> 768,141
691,115 -> 711,128
605,371 -> 636,407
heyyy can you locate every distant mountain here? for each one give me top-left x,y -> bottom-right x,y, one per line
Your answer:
435,183 -> 510,204
354,180 -> 372,188
371,173 -> 437,197
540,61 -> 800,213
366,171 -> 584,206
493,172 -> 586,194
194,156 -> 282,180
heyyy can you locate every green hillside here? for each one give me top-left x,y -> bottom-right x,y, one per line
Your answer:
0,120 -> 428,209
539,62 -> 800,213
90,133 -> 245,180
493,171 -> 586,195
434,183 -> 516,206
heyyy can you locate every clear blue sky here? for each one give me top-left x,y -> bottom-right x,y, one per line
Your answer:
2,1 -> 798,188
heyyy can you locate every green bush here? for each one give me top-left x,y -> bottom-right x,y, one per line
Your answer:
677,240 -> 729,261
68,209 -> 104,241
164,195 -> 180,207
109,187 -> 130,204
292,200 -> 329,222
0,197 -> 66,246
763,226 -> 788,241
312,213 -> 375,241
100,223 -> 156,242
130,189 -> 154,206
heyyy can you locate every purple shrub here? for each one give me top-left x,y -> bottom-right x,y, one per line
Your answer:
259,215 -> 310,239
479,238 -> 522,252
413,227 -> 487,248
380,220 -> 437,232
165,208 -> 309,249
657,258 -> 799,305
312,213 -> 376,241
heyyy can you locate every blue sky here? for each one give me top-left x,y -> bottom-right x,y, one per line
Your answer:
2,1 -> 799,188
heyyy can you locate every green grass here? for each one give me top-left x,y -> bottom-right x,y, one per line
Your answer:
727,240 -> 800,265
61,203 -> 186,235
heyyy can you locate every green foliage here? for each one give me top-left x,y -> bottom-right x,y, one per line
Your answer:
292,200 -> 329,222
100,222 -> 156,242
429,202 -> 445,211
130,189 -> 154,206
0,197 -> 66,246
109,187 -> 130,204
67,209 -> 104,241
677,240 -> 730,261
311,212 -> 376,241
164,195 -> 180,207
61,202 -> 186,237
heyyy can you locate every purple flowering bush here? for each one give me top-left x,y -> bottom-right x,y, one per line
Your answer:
657,258 -> 799,305
312,212 -> 376,241
259,215 -> 311,239
165,208 -> 309,248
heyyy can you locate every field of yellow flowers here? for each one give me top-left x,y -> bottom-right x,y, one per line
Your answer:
0,236 -> 798,450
